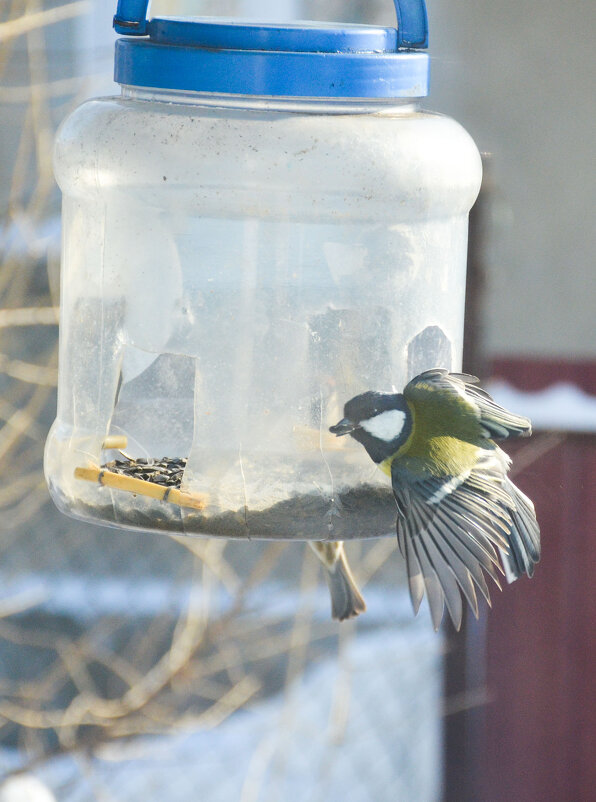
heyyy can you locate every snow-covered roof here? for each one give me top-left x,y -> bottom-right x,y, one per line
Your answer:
487,379 -> 596,433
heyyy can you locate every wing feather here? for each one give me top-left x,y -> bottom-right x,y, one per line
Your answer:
436,506 -> 507,584
425,521 -> 480,618
418,527 -> 465,628
392,454 -> 539,629
434,504 -> 501,568
442,494 -> 511,543
433,508 -> 500,597
410,529 -> 446,631
464,383 -> 532,440
403,530 -> 425,614
405,369 -> 532,442
406,497 -> 463,626
444,489 -> 512,546
506,481 -> 541,559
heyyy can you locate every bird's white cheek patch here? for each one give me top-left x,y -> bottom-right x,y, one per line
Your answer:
361,409 -> 406,442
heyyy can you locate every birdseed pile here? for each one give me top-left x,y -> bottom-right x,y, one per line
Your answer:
102,457 -> 187,488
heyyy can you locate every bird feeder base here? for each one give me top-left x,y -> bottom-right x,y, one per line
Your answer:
65,438 -> 397,539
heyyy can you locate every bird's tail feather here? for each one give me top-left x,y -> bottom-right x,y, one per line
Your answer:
309,542 -> 367,621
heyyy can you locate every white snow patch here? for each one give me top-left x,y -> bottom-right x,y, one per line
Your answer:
0,573 -> 430,627
487,380 -> 596,433
0,776 -> 56,802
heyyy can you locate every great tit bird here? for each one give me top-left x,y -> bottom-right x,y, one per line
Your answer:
308,541 -> 366,621
329,369 -> 540,631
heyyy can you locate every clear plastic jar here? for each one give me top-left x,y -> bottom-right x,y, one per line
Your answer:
45,10 -> 482,540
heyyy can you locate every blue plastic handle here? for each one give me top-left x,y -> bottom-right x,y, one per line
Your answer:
113,0 -> 149,35
113,0 -> 428,48
394,0 -> 428,47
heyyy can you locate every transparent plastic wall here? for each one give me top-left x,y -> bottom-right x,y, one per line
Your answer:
46,93 -> 482,539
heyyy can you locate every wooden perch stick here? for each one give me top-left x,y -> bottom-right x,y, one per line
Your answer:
102,435 -> 129,450
74,466 -> 207,511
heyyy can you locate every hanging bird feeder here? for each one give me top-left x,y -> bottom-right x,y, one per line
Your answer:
46,0 -> 483,543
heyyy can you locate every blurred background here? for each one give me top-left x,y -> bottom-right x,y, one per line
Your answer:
0,1 -> 595,800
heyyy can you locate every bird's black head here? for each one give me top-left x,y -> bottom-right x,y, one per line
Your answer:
330,390 -> 411,464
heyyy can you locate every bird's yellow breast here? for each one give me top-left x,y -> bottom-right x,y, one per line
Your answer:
379,457 -> 393,476
380,435 -> 482,478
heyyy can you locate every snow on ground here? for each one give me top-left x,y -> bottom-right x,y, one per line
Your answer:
0,775 -> 56,802
0,588 -> 442,802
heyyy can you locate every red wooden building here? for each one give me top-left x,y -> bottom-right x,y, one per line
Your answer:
447,359 -> 596,801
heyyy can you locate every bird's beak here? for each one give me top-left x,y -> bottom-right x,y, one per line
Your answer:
329,418 -> 357,436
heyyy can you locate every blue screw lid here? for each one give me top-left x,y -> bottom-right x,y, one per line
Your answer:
113,1 -> 429,99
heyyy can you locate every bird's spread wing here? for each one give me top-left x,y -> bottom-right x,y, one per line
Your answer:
391,450 -> 540,631
404,369 -> 532,442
